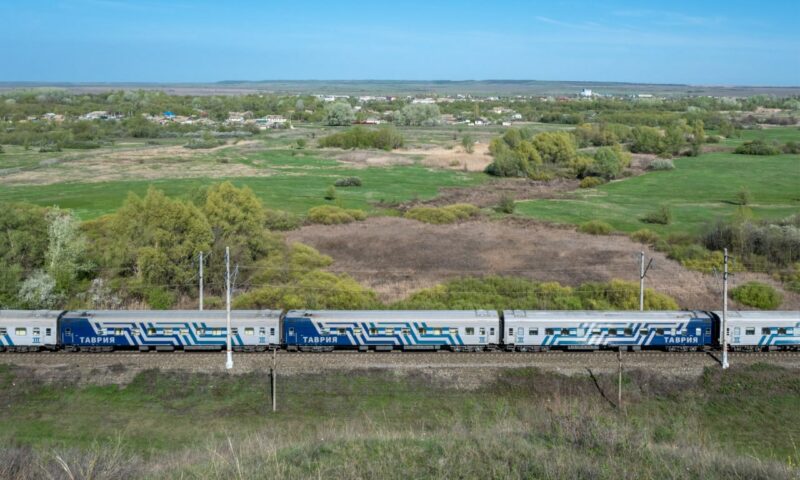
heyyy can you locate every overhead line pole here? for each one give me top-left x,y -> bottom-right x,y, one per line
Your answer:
639,252 -> 654,311
226,246 -> 233,370
199,251 -> 204,311
722,248 -> 729,370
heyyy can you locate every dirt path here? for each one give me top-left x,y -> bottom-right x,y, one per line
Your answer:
288,216 -> 800,309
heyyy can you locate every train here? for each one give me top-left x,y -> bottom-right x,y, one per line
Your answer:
1,309 -> 797,353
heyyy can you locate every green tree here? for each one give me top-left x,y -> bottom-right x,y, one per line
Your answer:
324,102 -> 355,126
45,208 -> 91,292
630,126 -> 664,154
0,203 -> 49,271
461,134 -> 475,154
531,131 -> 577,164
395,104 -> 441,126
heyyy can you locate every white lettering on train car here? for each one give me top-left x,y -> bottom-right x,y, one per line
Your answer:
666,336 -> 699,344
80,337 -> 116,344
302,336 -> 338,344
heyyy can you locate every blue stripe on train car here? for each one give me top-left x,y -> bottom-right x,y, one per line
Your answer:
59,317 -> 245,347
538,318 -> 713,348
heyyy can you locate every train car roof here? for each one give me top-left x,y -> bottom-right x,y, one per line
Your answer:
285,310 -> 499,321
714,311 -> 799,321
503,310 -> 712,322
0,310 -> 62,324
62,310 -> 282,321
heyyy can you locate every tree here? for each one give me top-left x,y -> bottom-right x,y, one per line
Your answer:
663,125 -> 685,156
0,203 -> 49,271
692,119 -> 706,145
630,126 -> 664,154
531,131 -> 577,164
324,102 -> 355,126
461,134 -> 475,154
18,270 -> 61,309
394,104 -> 441,126
45,208 -> 91,291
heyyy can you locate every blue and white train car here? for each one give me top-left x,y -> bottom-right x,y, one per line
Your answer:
59,310 -> 281,351
719,311 -> 800,351
0,310 -> 60,352
502,310 -> 715,351
283,310 -> 500,351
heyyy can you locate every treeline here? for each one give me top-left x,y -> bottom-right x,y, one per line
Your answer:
318,126 -> 404,150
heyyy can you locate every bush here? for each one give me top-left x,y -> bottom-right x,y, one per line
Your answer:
631,229 -> 660,245
730,282 -> 783,309
579,176 -> 605,189
648,159 -> 675,171
264,209 -> 300,231
579,220 -> 613,235
642,205 -> 672,225
497,194 -> 515,214
307,205 -> 367,225
736,186 -> 752,206
319,126 -> 404,150
404,204 -> 480,224
144,287 -> 175,310
324,185 -> 337,200
334,176 -> 362,187
734,139 -> 780,155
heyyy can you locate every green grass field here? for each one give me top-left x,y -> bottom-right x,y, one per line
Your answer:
0,364 -> 797,479
0,149 -> 484,218
516,151 -> 800,235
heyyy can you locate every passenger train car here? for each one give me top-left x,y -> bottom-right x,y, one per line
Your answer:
719,311 -> 800,351
503,310 -> 716,351
0,310 -> 60,352
59,310 -> 281,352
283,310 -> 500,351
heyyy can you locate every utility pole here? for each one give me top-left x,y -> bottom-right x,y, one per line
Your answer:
638,251 -> 654,311
722,248 -> 729,369
198,251 -> 204,311
617,349 -> 623,409
225,247 -> 233,370
271,348 -> 277,412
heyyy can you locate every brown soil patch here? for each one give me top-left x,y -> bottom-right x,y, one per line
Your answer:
401,177 -> 580,209
331,143 -> 492,172
288,216 -> 800,309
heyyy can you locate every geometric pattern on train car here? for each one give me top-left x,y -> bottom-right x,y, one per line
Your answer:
283,310 -> 500,347
503,310 -> 714,349
720,311 -> 800,349
59,310 -> 281,347
0,310 -> 60,348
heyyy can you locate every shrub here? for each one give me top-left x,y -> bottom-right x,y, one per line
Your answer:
295,138 -> 306,149
334,176 -> 362,187
734,139 -> 780,155
497,194 -> 515,214
648,159 -> 675,171
579,220 -> 613,235
631,229 -> 660,245
319,126 -> 404,150
730,282 -> 783,309
404,204 -> 480,224
307,205 -> 367,225
324,185 -> 337,200
579,176 -> 605,189
144,287 -> 175,310
642,205 -> 672,225
736,186 -> 752,206
264,209 -> 300,231
783,141 -> 800,154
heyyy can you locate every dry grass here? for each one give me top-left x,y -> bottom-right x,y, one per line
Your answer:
287,216 -> 800,308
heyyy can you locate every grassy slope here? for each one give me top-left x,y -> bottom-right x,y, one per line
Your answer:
0,364 -> 798,479
0,150 -> 484,219
516,126 -> 800,235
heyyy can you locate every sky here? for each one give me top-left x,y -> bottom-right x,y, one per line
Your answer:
1,0 -> 798,85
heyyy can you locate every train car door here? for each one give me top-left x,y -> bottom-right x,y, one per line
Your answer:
287,326 -> 297,344
63,325 -> 74,344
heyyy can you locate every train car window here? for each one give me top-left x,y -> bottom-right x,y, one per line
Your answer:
419,327 -> 426,335
338,328 -> 347,335
0,327 -> 6,335
180,328 -> 188,335
479,328 -> 485,336
466,327 -> 475,335
353,327 -> 362,334
762,328 -> 771,335
545,328 -> 555,335
591,328 -> 601,335
213,328 -> 222,336
508,328 -> 514,336
402,328 -> 410,335
385,328 -> 394,335
259,327 -> 266,335
230,328 -> 238,336
561,329 -> 570,336
46,328 -> 52,336
148,328 -> 156,335
433,328 -> 442,335
529,328 -> 538,336
33,328 -> 40,335
450,328 -> 458,335
705,328 -> 711,336
640,329 -> 649,336
98,328 -> 105,335
787,328 -> 794,335
778,328 -> 788,335
65,328 -> 71,335
164,328 -> 174,335
655,328 -> 665,335
116,328 -> 124,336
196,328 -> 205,336
489,328 -> 495,336
244,328 -> 254,336
15,328 -> 26,336
745,328 -> 755,335
624,328 -> 633,336
270,328 -> 276,336
370,328 -> 379,335
608,328 -> 617,335
132,328 -> 140,336
320,328 -> 329,334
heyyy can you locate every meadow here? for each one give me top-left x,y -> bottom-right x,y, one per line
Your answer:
0,364 -> 798,479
